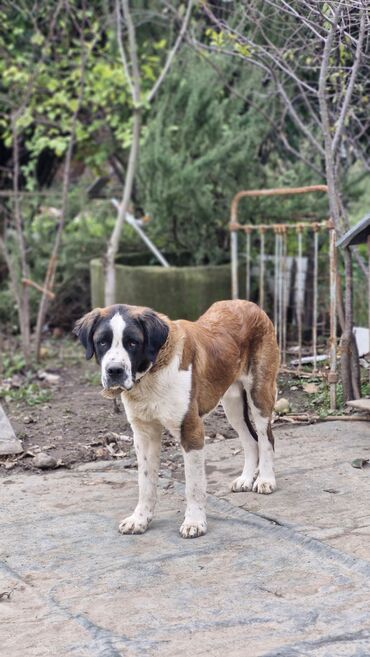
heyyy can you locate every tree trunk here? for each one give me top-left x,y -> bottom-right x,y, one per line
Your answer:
12,115 -> 31,363
318,9 -> 359,403
34,46 -> 86,361
104,108 -> 141,305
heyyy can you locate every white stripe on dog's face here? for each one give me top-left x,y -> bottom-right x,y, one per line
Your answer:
101,313 -> 133,390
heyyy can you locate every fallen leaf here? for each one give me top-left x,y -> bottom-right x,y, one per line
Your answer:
303,383 -> 319,394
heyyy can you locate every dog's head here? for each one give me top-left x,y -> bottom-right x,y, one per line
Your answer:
73,304 -> 169,391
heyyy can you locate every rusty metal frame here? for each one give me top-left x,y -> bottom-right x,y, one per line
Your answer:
229,185 -> 337,409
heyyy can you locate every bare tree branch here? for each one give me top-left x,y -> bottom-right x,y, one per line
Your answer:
115,0 -> 135,98
147,0 -> 193,103
105,0 -> 141,304
332,4 -> 367,155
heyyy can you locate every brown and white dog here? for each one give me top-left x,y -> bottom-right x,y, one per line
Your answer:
74,300 -> 280,538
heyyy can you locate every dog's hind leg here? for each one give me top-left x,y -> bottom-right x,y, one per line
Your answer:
222,383 -> 259,492
119,419 -> 162,535
242,373 -> 276,495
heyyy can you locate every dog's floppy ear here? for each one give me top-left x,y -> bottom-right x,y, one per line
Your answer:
73,308 -> 102,360
138,309 -> 169,367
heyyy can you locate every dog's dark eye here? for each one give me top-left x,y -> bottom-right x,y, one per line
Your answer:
98,340 -> 107,347
127,340 -> 137,349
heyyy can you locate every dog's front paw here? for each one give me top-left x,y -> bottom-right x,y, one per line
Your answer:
179,518 -> 207,539
231,474 -> 255,492
252,475 -> 276,494
118,514 -> 150,535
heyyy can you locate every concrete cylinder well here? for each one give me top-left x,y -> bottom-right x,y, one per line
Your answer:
90,258 -> 245,320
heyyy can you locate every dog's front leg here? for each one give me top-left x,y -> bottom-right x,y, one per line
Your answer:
180,447 -> 207,538
180,409 -> 207,538
119,420 -> 162,535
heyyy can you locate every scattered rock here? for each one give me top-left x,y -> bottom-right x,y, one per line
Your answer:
274,398 -> 290,415
123,458 -> 135,469
23,416 -> 35,425
290,385 -> 298,391
37,370 -> 60,384
119,434 -> 133,444
10,374 -> 23,388
351,458 -> 370,469
33,452 -> 57,469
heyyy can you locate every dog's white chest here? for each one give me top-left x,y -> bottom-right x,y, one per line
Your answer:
122,357 -> 192,433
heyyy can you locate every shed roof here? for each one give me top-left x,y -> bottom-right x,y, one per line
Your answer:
337,212 -> 370,248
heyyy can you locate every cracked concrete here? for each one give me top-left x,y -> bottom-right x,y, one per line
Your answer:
1,420 -> 370,656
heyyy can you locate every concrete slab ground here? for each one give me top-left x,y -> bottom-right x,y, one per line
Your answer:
1,420 -> 370,657
0,404 -> 23,456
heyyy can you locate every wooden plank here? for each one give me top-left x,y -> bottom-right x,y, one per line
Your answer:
346,399 -> 370,412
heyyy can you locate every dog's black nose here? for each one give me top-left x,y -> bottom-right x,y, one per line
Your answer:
107,365 -> 124,378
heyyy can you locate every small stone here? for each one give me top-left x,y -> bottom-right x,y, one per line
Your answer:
274,398 -> 290,415
33,452 -> 57,469
290,385 -> 298,391
23,416 -> 35,425
123,459 -> 135,469
37,370 -> 60,384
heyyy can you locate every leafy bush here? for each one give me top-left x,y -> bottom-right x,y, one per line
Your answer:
138,53 -> 270,265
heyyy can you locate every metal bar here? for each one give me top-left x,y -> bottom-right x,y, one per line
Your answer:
274,231 -> 279,332
259,229 -> 265,308
231,231 -> 239,299
329,227 -> 337,410
230,185 -> 328,225
296,228 -> 303,371
278,234 -> 283,356
111,198 -> 170,268
368,235 -> 370,383
312,229 -> 319,373
246,230 -> 251,300
230,220 -> 330,233
281,231 -> 288,367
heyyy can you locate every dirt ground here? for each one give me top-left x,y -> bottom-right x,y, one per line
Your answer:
0,335 -> 351,476
0,337 -> 237,475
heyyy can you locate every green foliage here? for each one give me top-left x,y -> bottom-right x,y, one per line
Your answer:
139,53 -> 270,264
1,353 -> 26,377
0,0 -> 167,184
138,52 -> 330,264
16,188 -> 143,327
1,383 -> 52,406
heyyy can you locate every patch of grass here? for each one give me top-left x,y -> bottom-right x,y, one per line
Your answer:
308,382 -> 345,417
1,383 -> 52,406
1,353 -> 27,377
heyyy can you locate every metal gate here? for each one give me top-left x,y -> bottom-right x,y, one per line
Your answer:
229,186 -> 337,409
